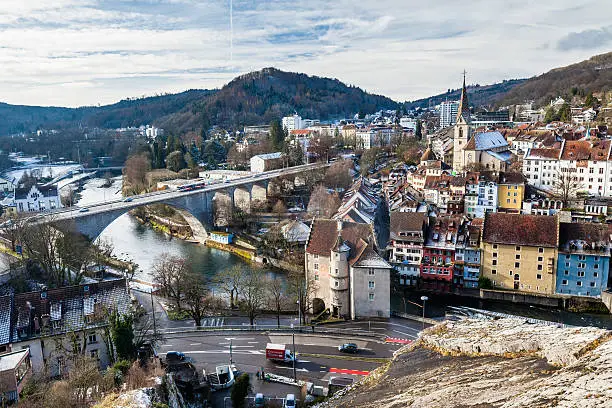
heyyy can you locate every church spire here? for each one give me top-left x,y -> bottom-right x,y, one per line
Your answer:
456,70 -> 471,124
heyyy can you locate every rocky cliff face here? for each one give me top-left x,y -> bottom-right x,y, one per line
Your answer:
318,318 -> 612,408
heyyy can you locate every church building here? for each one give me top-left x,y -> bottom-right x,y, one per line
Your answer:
452,76 -> 513,173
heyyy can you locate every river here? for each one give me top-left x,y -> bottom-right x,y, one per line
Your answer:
76,176 -> 283,287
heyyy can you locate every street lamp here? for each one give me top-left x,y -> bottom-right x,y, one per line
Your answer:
296,300 -> 301,328
420,296 -> 428,331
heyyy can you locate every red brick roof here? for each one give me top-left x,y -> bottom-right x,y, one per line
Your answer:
390,212 -> 426,234
483,213 -> 558,247
306,219 -> 373,259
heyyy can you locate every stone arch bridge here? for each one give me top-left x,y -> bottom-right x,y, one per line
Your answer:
32,163 -> 330,243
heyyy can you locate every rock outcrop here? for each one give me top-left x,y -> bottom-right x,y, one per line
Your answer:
317,317 -> 612,408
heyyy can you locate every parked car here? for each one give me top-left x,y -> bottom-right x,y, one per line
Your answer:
338,343 -> 359,353
254,393 -> 265,408
288,206 -> 303,213
123,197 -> 133,202
284,393 -> 296,408
78,208 -> 89,213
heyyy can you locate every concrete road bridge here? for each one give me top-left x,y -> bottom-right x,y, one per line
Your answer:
30,162 -> 330,242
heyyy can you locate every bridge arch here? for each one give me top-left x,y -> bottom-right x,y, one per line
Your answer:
67,196 -> 213,244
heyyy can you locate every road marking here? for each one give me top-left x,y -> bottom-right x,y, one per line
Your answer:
248,341 -> 259,344
329,368 -> 369,376
275,366 -> 309,373
190,343 -> 201,346
224,337 -> 255,341
385,337 -> 412,344
184,350 -> 264,355
161,344 -> 173,347
225,345 -> 254,348
391,329 -> 417,338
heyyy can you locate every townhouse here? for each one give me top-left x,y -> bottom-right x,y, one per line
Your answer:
421,215 -> 463,292
556,222 -> 611,297
388,212 -> 427,286
455,219 -> 483,288
497,172 -> 525,213
464,172 -> 498,218
481,213 -> 559,295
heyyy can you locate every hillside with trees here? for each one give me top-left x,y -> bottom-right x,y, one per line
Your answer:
404,79 -> 526,111
499,52 -> 612,107
157,67 -> 399,134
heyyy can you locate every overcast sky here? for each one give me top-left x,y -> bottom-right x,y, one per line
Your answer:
1,0 -> 610,107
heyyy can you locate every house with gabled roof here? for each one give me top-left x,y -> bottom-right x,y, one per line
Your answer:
0,279 -> 130,377
305,219 -> 392,320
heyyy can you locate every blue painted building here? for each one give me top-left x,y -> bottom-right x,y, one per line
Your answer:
556,223 -> 611,297
455,223 -> 482,288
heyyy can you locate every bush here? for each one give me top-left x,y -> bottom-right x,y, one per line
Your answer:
478,276 -> 493,289
231,373 -> 252,408
112,359 -> 132,375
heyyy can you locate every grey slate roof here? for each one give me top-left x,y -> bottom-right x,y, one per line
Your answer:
473,131 -> 509,151
0,296 -> 11,345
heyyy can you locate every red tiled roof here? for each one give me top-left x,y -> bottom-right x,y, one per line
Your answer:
306,220 -> 338,255
483,213 -> 558,247
526,148 -> 561,160
390,212 -> 426,234
290,129 -> 312,135
561,140 -> 611,161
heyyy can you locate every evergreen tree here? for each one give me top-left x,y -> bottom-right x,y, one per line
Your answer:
415,119 -> 423,140
544,106 -> 559,123
231,373 -> 252,408
585,92 -> 599,108
110,311 -> 134,361
269,119 -> 285,151
558,102 -> 571,122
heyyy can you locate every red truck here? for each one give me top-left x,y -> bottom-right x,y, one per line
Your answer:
266,343 -> 295,363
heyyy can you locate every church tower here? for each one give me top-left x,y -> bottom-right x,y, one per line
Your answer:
452,72 -> 472,172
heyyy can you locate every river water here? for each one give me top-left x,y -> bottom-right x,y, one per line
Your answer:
76,177 -> 282,288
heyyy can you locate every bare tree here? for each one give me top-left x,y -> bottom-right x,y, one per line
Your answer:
213,265 -> 244,309
20,221 -> 92,286
151,253 -> 190,310
324,159 -> 353,191
124,153 -> 151,193
553,169 -> 583,205
307,185 -> 341,218
0,213 -> 26,252
287,268 -> 318,325
266,276 -> 289,328
273,200 -> 287,221
240,268 -> 267,326
184,272 -> 224,326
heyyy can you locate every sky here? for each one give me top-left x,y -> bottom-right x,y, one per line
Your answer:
0,0 -> 610,107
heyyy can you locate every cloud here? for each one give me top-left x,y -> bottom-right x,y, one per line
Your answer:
0,0 -> 610,106
557,26 -> 612,50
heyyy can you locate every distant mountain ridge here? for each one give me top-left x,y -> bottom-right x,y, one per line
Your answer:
156,67 -> 399,133
498,52 -> 612,107
404,79 -> 527,111
0,53 -> 610,136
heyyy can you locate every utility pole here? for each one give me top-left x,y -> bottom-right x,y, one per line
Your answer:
292,330 -> 296,382
150,289 -> 158,340
420,296 -> 428,332
230,339 -> 233,365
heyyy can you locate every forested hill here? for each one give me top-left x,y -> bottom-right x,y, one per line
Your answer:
404,79 -> 526,111
156,67 -> 399,133
498,52 -> 612,107
0,89 -> 214,136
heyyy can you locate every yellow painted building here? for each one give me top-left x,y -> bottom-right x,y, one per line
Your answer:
481,213 -> 559,295
497,173 -> 525,212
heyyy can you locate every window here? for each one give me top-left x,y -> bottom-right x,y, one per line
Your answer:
565,262 -> 570,267
594,272 -> 599,278
368,281 -> 375,289
594,264 -> 599,270
335,268 -> 339,274
538,247 -> 544,253
314,263 -> 319,270
515,254 -> 521,260
515,246 -> 521,251
492,252 -> 498,258
492,259 -> 497,266
578,271 -> 585,277
491,269 -> 497,275
313,254 -> 319,259
577,281 -> 583,287
536,274 -> 542,280
368,293 -> 375,301
335,280 -> 339,287
314,274 -> 319,281
590,282 -> 596,287
562,279 -> 568,285
368,269 -> 375,276
564,270 -> 569,275
88,333 -> 97,344
578,262 -> 586,269
514,262 -> 520,268
90,349 -> 99,359
493,244 -> 498,249
537,265 -> 543,271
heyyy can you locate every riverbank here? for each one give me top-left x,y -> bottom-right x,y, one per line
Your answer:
131,210 -> 193,240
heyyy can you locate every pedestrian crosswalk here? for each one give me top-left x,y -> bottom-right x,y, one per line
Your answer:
200,317 -> 225,327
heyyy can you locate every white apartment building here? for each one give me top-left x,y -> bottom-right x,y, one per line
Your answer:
388,212 -> 427,286
439,101 -> 459,128
356,127 -> 393,150
523,140 -> 612,197
399,117 -> 417,132
282,114 -> 303,132
464,173 -> 498,218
